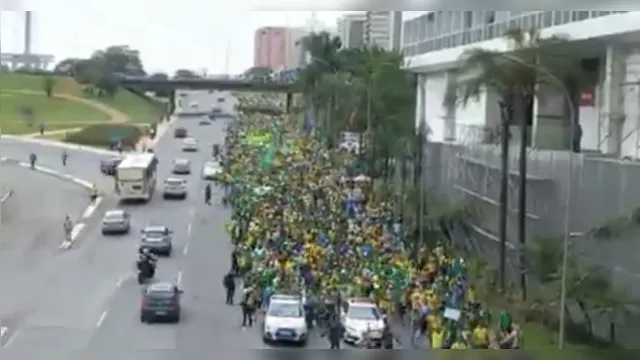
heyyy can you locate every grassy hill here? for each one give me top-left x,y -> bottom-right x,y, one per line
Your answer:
0,73 -> 161,134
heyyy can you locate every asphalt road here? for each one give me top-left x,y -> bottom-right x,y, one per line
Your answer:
0,164 -> 93,349
1,92 -> 406,357
0,93 -> 332,359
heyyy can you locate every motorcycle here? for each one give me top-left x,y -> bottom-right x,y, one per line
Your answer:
136,260 -> 156,284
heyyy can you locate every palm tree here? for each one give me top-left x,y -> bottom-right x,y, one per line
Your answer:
447,28 -> 582,296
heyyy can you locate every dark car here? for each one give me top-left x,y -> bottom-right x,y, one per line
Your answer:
140,282 -> 182,323
100,157 -> 123,175
174,127 -> 187,138
139,225 -> 173,256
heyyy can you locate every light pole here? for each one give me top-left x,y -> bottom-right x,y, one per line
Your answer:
499,53 -> 576,348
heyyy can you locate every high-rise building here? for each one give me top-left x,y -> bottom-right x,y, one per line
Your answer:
364,11 -> 391,49
254,26 -> 308,70
337,13 -> 366,48
389,11 -> 403,52
254,27 -> 288,70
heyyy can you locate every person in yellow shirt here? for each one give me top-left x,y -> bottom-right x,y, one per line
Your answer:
450,333 -> 468,349
430,325 -> 445,348
471,321 -> 490,349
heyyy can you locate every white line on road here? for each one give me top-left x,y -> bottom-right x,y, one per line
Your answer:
186,223 -> 192,236
0,326 -> 6,338
59,223 -> 86,249
96,311 -> 107,327
82,197 -> 102,218
177,271 -> 183,286
183,243 -> 189,255
71,223 -> 86,241
2,330 -> 19,348
116,273 -> 128,288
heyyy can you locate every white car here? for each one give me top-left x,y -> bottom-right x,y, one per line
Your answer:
202,161 -> 222,180
189,101 -> 199,109
162,178 -> 188,199
341,298 -> 385,345
262,294 -> 307,345
182,138 -> 198,152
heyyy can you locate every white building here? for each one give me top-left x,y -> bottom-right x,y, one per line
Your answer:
403,11 -> 640,158
337,13 -> 366,48
365,11 -> 391,49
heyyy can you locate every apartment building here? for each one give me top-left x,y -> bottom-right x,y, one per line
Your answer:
364,11 -> 391,49
337,13 -> 366,48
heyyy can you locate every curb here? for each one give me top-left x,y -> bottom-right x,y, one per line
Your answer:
0,157 -> 103,250
0,189 -> 13,204
1,115 -> 177,156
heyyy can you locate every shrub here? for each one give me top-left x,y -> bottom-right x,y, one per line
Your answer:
65,123 -> 143,149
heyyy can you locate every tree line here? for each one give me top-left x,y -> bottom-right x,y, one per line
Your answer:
299,28 -> 635,349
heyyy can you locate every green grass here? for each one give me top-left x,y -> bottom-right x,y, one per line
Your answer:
91,90 -> 162,124
0,93 -> 110,134
0,72 -> 162,134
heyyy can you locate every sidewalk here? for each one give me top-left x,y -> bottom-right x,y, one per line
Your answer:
136,117 -> 173,150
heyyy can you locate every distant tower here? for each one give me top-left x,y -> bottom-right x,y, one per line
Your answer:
24,11 -> 32,54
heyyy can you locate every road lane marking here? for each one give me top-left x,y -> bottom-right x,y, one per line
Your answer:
2,329 -> 19,348
116,273 -> 127,288
183,243 -> 189,255
96,311 -> 107,327
71,223 -> 85,241
59,223 -> 86,249
82,197 -> 102,218
177,271 -> 183,286
0,326 -> 6,338
186,223 -> 192,236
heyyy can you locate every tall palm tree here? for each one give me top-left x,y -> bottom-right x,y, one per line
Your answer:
447,28 -> 582,296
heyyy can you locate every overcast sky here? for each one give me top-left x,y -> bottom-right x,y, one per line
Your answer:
0,5 -> 350,74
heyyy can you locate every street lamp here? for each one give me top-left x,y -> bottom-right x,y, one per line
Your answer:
499,53 -> 576,349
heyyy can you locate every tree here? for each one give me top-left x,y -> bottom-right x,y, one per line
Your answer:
42,75 -> 56,97
149,72 -> 169,80
91,45 -> 145,76
53,58 -> 84,75
242,66 -> 272,81
448,28 -> 584,297
173,69 -> 199,79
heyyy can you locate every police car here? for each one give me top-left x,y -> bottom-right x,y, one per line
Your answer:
262,294 -> 308,346
340,298 -> 385,345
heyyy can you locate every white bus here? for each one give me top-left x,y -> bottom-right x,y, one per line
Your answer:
115,153 -> 159,201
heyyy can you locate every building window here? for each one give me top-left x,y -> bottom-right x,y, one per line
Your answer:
417,16 -> 426,41
543,11 -> 553,27
561,11 -> 571,24
486,11 -> 496,24
464,11 -> 473,28
427,12 -> 434,21
574,11 -> 590,21
435,11 -> 443,37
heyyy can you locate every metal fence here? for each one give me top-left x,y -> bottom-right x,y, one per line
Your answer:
420,124 -> 640,347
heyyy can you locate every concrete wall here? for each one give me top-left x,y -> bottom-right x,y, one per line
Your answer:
423,139 -> 640,346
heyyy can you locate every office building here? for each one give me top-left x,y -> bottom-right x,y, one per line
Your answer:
337,13 -> 366,48
364,11 -> 391,50
389,11 -> 403,52
254,26 -> 306,70
402,11 -> 639,157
